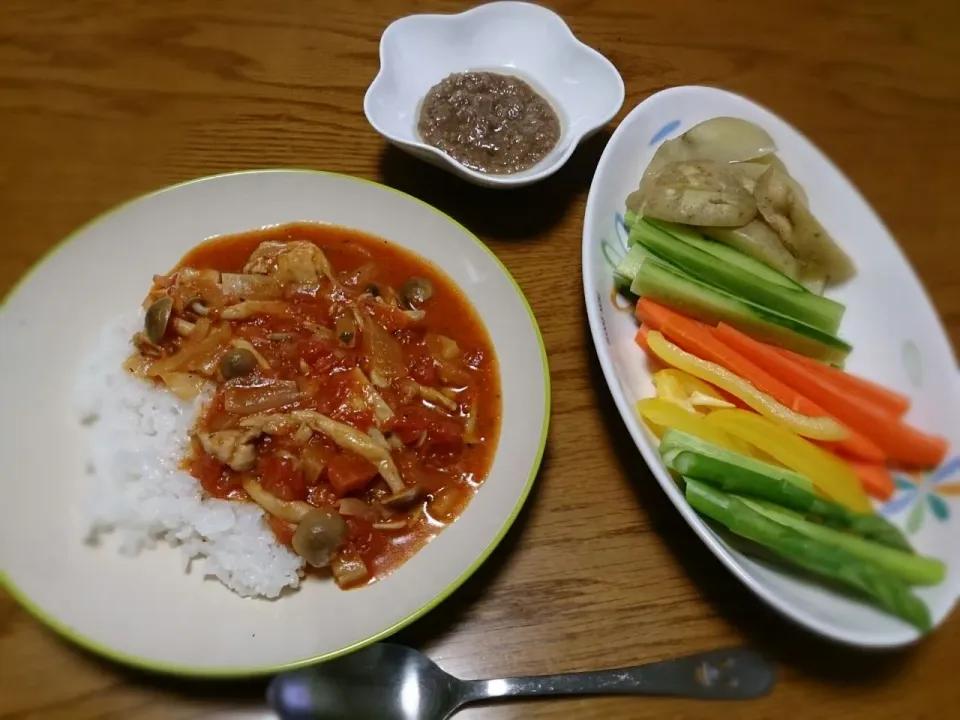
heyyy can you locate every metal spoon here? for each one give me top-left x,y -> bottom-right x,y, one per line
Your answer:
267,643 -> 776,719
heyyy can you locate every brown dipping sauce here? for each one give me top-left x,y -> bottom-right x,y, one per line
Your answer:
417,71 -> 561,175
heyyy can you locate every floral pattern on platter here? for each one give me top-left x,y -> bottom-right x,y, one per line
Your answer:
881,458 -> 960,534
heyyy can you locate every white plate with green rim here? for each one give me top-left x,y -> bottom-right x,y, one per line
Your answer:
582,86 -> 960,648
0,170 -> 549,676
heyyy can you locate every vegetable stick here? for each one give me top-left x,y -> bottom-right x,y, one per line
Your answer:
659,429 -> 910,551
847,460 -> 896,502
635,325 -> 653,355
636,299 -> 885,462
717,323 -> 948,468
706,408 -> 871,513
645,330 -> 847,441
775,347 -> 911,418
685,479 -> 930,631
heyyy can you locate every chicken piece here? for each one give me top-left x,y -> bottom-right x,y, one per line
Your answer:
243,240 -> 336,285
243,241 -> 289,274
197,429 -> 260,471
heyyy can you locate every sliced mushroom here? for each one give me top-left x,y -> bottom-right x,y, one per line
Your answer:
221,300 -> 290,320
372,520 -> 408,531
172,317 -> 196,337
381,485 -> 425,510
289,410 -> 405,493
241,476 -> 312,523
399,277 -> 434,307
239,412 -> 300,435
291,507 -> 348,568
231,339 -> 270,370
220,347 -> 258,379
132,331 -> 163,358
184,296 -> 210,317
144,296 -> 174,344
417,384 -> 458,412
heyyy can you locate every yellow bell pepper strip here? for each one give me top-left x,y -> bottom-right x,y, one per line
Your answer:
636,398 -> 757,458
645,331 -> 847,442
706,409 -> 871,513
653,371 -> 696,413
653,369 -> 735,413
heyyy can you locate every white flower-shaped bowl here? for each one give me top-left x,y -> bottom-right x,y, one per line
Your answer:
363,1 -> 625,188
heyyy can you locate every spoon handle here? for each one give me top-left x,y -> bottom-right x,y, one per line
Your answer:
459,646 -> 775,703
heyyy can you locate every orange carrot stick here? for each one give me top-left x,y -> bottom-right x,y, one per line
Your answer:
636,299 -> 885,462
775,347 -> 911,418
635,325 -> 653,355
717,323 -> 947,468
847,460 -> 896,501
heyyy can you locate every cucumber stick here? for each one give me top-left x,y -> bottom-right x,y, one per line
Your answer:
632,219 -> 845,334
614,245 -> 651,289
631,258 -> 852,364
644,219 -> 804,291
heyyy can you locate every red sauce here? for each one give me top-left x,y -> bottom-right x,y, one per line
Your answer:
157,223 -> 502,587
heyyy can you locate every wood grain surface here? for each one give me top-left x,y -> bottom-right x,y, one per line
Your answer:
2,0 -> 959,717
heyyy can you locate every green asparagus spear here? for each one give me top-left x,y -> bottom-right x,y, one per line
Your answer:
685,478 -> 931,632
739,497 -> 944,586
660,429 -> 912,552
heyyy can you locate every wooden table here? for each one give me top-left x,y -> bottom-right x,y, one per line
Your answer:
2,0 -> 959,717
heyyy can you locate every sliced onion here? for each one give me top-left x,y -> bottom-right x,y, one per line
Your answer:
337,498 -> 376,521
331,549 -> 369,589
221,273 -> 283,299
158,372 -> 207,401
146,322 -> 231,377
372,520 -> 407,531
360,316 -> 404,385
425,333 -> 460,361
224,380 -> 302,414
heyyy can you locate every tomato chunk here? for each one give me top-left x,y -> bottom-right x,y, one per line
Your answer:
191,451 -> 243,499
388,405 -> 463,446
266,515 -> 296,547
259,455 -> 307,501
327,452 -> 379,495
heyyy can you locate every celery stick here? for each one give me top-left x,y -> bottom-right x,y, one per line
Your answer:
685,479 -> 931,632
740,497 -> 944,586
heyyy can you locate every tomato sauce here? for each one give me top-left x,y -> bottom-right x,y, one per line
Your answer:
164,223 -> 502,586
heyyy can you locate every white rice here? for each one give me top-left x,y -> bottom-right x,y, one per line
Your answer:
75,312 -> 304,598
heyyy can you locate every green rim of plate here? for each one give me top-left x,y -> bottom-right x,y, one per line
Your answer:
0,169 -> 552,678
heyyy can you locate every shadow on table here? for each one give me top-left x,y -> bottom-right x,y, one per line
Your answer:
377,130 -> 611,241
582,319 -> 914,686
65,447 -> 548,707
